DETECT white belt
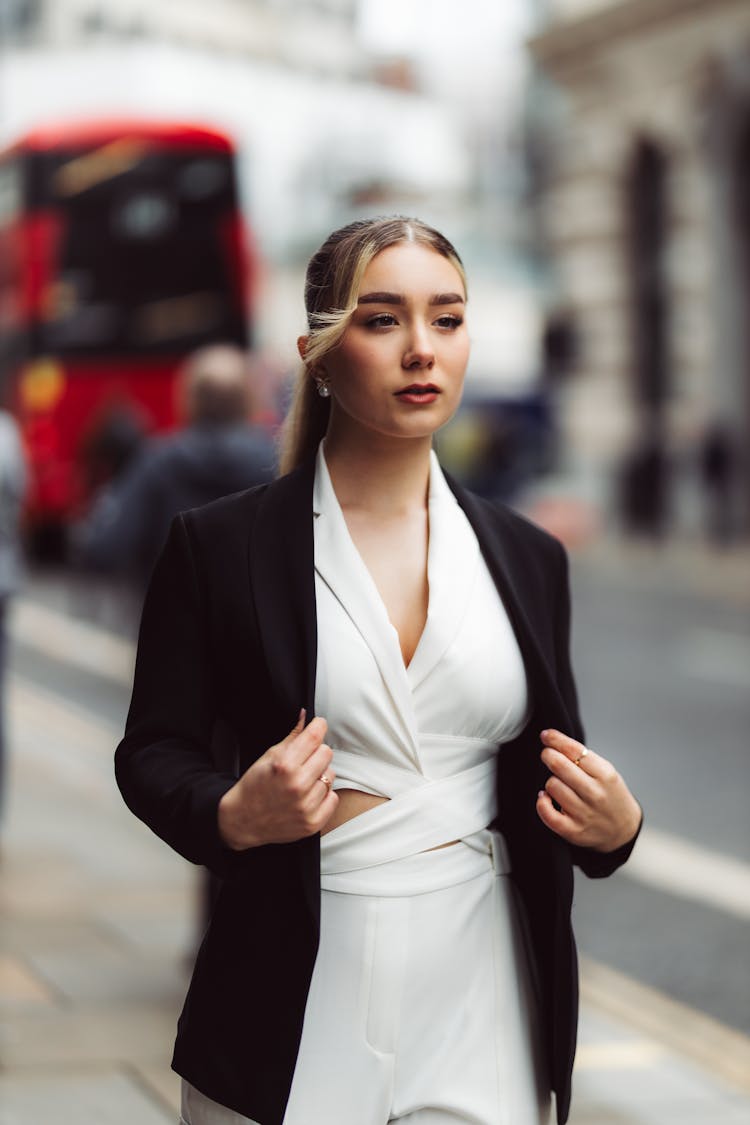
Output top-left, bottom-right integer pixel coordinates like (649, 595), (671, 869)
(320, 757), (507, 876)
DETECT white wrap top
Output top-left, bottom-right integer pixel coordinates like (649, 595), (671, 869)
(313, 444), (529, 886)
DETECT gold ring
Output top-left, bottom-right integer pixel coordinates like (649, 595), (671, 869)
(574, 748), (589, 766)
(319, 773), (332, 791)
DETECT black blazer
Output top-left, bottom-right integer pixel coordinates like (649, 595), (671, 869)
(115, 456), (637, 1125)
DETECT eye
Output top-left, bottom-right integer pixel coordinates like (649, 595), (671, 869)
(434, 314), (463, 330)
(365, 312), (398, 328)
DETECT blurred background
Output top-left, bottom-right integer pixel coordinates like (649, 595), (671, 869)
(0, 2), (748, 1122)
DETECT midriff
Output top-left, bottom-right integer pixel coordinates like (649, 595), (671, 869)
(321, 788), (389, 835)
(321, 788), (458, 849)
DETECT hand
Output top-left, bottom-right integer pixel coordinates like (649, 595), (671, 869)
(218, 711), (339, 850)
(536, 729), (642, 853)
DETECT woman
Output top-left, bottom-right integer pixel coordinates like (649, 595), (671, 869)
(116, 217), (642, 1125)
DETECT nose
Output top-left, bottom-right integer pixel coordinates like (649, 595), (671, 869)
(402, 322), (434, 370)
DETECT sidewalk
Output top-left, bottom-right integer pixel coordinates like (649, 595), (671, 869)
(519, 484), (750, 606)
(2, 615), (750, 1123)
(572, 533), (750, 607)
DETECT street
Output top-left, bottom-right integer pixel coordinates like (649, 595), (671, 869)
(1, 538), (749, 1123)
(569, 540), (750, 1036)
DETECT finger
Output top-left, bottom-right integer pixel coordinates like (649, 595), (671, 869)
(282, 715), (329, 767)
(309, 768), (337, 810)
(541, 745), (597, 801)
(541, 729), (601, 776)
(540, 728), (586, 760)
(536, 789), (579, 843)
(274, 708), (308, 752)
(297, 744), (335, 796)
(309, 787), (339, 833)
(544, 774), (587, 819)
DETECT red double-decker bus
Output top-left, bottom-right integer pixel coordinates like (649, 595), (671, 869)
(0, 117), (255, 544)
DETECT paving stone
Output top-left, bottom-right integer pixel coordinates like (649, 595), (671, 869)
(571, 1101), (750, 1125)
(1, 915), (120, 954)
(569, 1106), (644, 1125)
(23, 946), (186, 1005)
(0, 1068), (175, 1124)
(0, 954), (56, 1009)
(569, 1004), (750, 1121)
(571, 1052), (748, 1110)
(3, 1003), (178, 1068)
(132, 1061), (183, 1115)
(91, 880), (196, 957)
(99, 906), (196, 959)
(575, 1040), (668, 1072)
(577, 1007), (645, 1046)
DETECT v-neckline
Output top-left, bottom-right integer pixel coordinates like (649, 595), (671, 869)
(323, 452), (433, 673)
(313, 444), (482, 769)
(313, 443), (480, 686)
(386, 602), (427, 673)
(350, 511), (430, 674)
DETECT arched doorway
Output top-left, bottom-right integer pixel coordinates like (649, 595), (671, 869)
(620, 137), (670, 536)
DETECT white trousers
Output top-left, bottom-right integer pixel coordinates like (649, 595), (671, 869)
(181, 838), (550, 1125)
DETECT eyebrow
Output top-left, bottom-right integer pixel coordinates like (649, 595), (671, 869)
(357, 291), (465, 306)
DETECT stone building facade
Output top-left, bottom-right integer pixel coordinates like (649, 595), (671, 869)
(0, 0), (365, 78)
(530, 0), (750, 535)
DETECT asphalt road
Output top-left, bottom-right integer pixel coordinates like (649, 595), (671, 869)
(14, 548), (750, 1039)
(568, 551), (750, 1035)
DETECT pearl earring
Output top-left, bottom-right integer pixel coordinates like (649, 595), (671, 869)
(317, 381), (331, 398)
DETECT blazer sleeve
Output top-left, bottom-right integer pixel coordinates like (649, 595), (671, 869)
(553, 541), (643, 879)
(114, 513), (244, 879)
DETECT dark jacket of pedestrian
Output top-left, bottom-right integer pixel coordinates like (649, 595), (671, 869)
(74, 346), (276, 584)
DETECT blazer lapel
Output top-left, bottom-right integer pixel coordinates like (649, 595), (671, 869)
(248, 460), (323, 927)
(248, 460), (318, 724)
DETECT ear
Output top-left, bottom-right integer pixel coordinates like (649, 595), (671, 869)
(298, 336), (327, 387)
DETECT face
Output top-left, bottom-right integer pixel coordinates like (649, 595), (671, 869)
(304, 241), (469, 445)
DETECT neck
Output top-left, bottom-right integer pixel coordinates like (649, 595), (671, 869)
(322, 428), (432, 515)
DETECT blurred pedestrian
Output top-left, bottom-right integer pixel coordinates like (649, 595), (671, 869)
(115, 218), (642, 1125)
(79, 399), (148, 499)
(74, 344), (276, 587)
(75, 344), (275, 932)
(699, 420), (739, 546)
(618, 435), (669, 538)
(0, 410), (26, 823)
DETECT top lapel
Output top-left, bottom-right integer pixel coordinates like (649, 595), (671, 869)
(406, 454), (480, 693)
(248, 459), (318, 723)
(313, 447), (420, 763)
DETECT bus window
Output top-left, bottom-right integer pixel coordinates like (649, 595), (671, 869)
(38, 149), (246, 356)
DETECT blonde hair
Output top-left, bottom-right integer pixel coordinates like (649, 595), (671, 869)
(278, 216), (466, 475)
